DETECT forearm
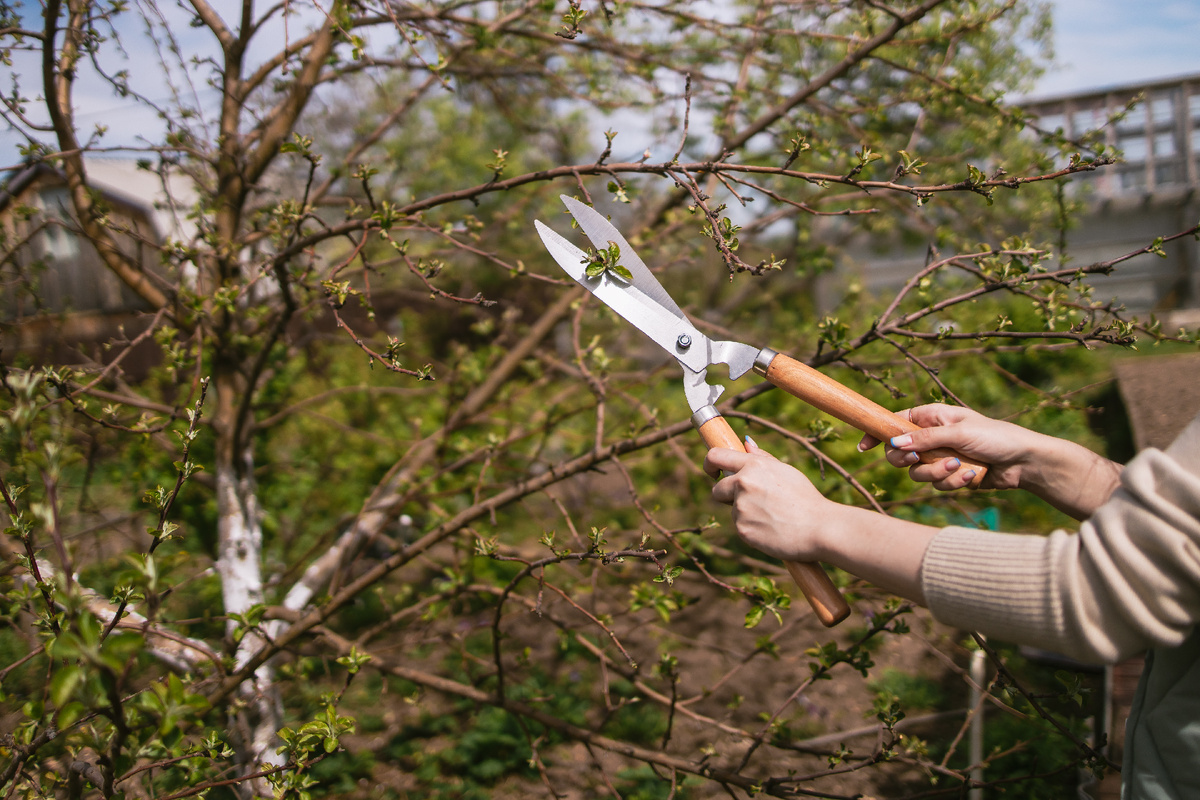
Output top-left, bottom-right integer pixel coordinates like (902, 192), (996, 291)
(1018, 434), (1122, 521)
(816, 506), (939, 606)
(922, 412), (1200, 663)
(874, 405), (1122, 515)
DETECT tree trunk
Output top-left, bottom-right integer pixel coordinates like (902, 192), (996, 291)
(212, 371), (284, 793)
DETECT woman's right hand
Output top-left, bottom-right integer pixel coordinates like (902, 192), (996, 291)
(858, 403), (1122, 520)
(858, 404), (1040, 492)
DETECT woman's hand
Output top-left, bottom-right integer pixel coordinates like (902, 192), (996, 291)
(705, 439), (835, 564)
(858, 404), (1039, 492)
(858, 404), (1122, 520)
(704, 438), (937, 604)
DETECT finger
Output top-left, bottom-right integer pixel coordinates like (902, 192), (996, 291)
(906, 403), (972, 430)
(860, 408), (915, 452)
(931, 465), (980, 492)
(711, 474), (738, 504)
(857, 433), (882, 452)
(886, 446), (921, 468)
(704, 447), (750, 479)
(887, 424), (972, 455)
(742, 436), (778, 460)
(908, 456), (963, 484)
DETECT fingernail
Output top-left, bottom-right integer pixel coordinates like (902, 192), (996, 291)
(904, 451), (920, 465)
(946, 458), (961, 470)
(856, 441), (868, 452)
(744, 435), (758, 449)
(962, 470), (977, 483)
(890, 434), (913, 448)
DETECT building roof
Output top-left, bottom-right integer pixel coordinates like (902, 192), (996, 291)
(1019, 70), (1200, 107)
(0, 158), (197, 244)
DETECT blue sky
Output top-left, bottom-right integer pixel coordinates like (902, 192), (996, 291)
(4, 1), (1200, 168)
(1031, 0), (1200, 97)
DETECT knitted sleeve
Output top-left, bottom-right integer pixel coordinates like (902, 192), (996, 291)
(919, 413), (1200, 664)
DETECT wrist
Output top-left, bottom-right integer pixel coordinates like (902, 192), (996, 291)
(815, 503), (938, 605)
(810, 500), (860, 564)
(1016, 434), (1121, 520)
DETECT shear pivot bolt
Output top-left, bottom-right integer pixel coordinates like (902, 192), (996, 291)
(676, 334), (692, 349)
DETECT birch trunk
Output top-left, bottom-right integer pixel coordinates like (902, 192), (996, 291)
(213, 377), (284, 792)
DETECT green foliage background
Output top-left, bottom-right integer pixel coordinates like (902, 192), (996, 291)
(4, 0), (1199, 797)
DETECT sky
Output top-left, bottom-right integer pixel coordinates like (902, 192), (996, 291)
(1029, 0), (1200, 98)
(3, 1), (1200, 168)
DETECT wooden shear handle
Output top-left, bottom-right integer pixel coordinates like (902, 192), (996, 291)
(696, 412), (851, 628)
(761, 352), (989, 488)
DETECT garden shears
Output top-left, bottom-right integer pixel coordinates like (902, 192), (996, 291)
(535, 196), (987, 627)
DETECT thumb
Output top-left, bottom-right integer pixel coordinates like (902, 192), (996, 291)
(888, 425), (966, 454)
(704, 446), (750, 479)
(743, 435), (777, 459)
(857, 409), (916, 452)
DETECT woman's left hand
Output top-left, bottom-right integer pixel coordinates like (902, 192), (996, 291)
(705, 439), (837, 564)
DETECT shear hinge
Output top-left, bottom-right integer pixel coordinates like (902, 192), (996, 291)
(690, 405), (722, 430)
(753, 347), (778, 377)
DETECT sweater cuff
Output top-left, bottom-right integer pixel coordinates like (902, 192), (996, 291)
(920, 526), (1066, 650)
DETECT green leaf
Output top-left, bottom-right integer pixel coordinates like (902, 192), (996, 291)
(56, 700), (85, 730)
(744, 605), (765, 628)
(654, 565), (684, 585)
(50, 664), (83, 707)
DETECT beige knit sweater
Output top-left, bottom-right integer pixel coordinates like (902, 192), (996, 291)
(919, 412), (1200, 665)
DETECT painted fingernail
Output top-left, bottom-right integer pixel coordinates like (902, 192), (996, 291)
(903, 451), (920, 465)
(962, 470), (977, 483)
(745, 435), (758, 449)
(946, 458), (961, 471)
(890, 434), (913, 448)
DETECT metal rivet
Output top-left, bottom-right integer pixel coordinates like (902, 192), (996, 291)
(676, 334), (692, 349)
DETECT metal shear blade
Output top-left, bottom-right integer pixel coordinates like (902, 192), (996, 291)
(535, 201), (760, 413)
(534, 220), (711, 376)
(558, 195), (686, 320)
